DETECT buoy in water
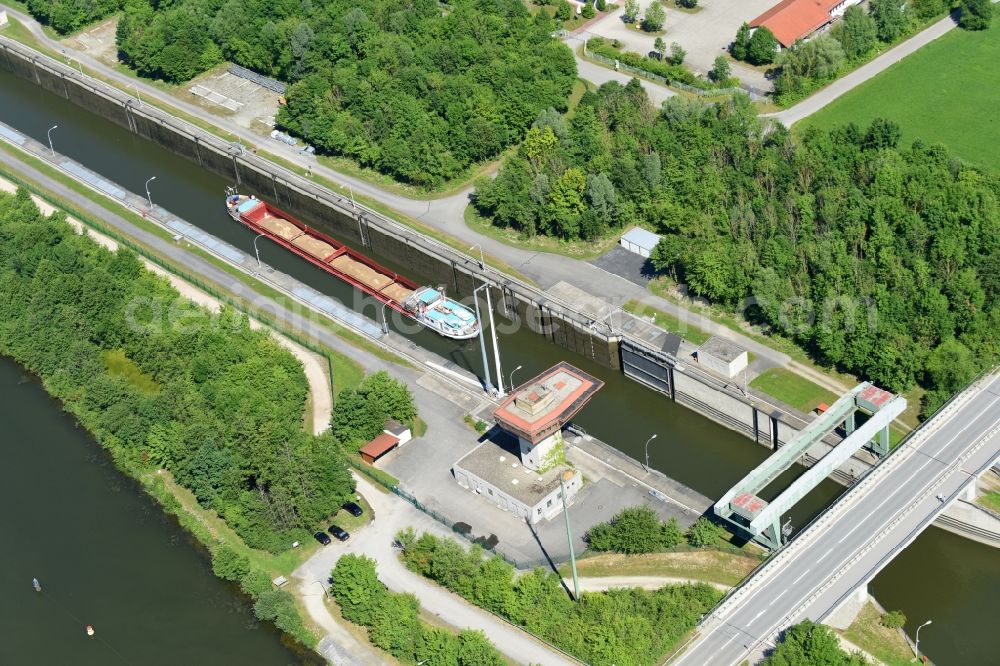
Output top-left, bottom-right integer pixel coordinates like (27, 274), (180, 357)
(86, 625), (95, 637)
(32, 578), (41, 592)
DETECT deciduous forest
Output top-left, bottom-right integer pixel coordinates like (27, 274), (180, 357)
(109, 0), (576, 186)
(0, 189), (355, 552)
(474, 84), (1000, 409)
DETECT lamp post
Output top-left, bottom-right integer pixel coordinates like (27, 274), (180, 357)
(560, 475), (580, 602)
(380, 300), (391, 334)
(312, 580), (329, 599)
(253, 233), (266, 271)
(508, 365), (523, 391)
(469, 243), (485, 270)
(913, 620), (932, 662)
(144, 176), (156, 208)
(47, 125), (58, 157)
(472, 283), (495, 396)
(644, 433), (658, 472)
(484, 281), (504, 397)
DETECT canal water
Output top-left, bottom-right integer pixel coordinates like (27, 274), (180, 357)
(0, 357), (315, 665)
(1, 66), (996, 663)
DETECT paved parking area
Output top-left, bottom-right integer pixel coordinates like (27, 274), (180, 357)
(589, 245), (655, 286)
(580, 0), (776, 90)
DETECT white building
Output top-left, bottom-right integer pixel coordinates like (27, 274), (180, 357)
(619, 228), (661, 259)
(696, 335), (749, 379)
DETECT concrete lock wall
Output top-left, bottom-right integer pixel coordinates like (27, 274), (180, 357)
(0, 40), (617, 368)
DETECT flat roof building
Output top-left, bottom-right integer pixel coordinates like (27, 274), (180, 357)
(619, 227), (661, 258)
(696, 335), (749, 380)
(452, 437), (582, 525)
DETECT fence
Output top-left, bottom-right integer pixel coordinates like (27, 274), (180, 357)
(583, 46), (762, 100)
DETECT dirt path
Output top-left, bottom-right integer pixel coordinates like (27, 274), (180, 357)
(569, 575), (731, 593)
(0, 178), (332, 435)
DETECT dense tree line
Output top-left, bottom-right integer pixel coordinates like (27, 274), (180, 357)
(475, 84), (1000, 410)
(398, 529), (721, 665)
(585, 506), (729, 553)
(25, 0), (123, 34)
(761, 621), (868, 665)
(331, 554), (505, 665)
(112, 0), (576, 187)
(0, 189), (355, 551)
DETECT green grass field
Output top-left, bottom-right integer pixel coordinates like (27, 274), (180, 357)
(750, 367), (837, 413)
(801, 15), (1000, 172)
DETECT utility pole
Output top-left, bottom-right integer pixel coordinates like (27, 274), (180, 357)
(560, 475), (580, 602)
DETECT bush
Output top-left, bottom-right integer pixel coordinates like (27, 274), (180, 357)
(582, 3), (596, 18)
(587, 38), (710, 88)
(710, 55), (731, 83)
(596, 0), (607, 10)
(761, 621), (867, 665)
(585, 506), (684, 553)
(960, 0), (993, 30)
(881, 610), (907, 629)
(685, 517), (726, 548)
(400, 531), (722, 665)
(211, 545), (250, 582)
(668, 42), (687, 65)
(556, 0), (573, 20)
(677, 0), (698, 7)
(330, 553), (505, 665)
(746, 26), (779, 65)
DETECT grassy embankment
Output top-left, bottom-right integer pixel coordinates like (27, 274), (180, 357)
(978, 491), (1000, 514)
(562, 549), (763, 588)
(840, 603), (918, 666)
(800, 13), (1000, 172)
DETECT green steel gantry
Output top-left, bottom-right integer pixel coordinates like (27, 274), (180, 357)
(714, 383), (906, 550)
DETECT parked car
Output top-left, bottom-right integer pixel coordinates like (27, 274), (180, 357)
(648, 50), (664, 61)
(328, 525), (350, 542)
(314, 531), (332, 546)
(342, 501), (364, 517)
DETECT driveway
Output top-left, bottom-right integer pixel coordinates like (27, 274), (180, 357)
(294, 473), (579, 666)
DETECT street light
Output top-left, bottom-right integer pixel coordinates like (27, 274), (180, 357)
(253, 233), (266, 271)
(913, 620), (932, 662)
(311, 580), (329, 599)
(644, 433), (658, 472)
(144, 176), (156, 208)
(47, 125), (58, 157)
(469, 243), (485, 270)
(380, 300), (391, 334)
(509, 365), (523, 391)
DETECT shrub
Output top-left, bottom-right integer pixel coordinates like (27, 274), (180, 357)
(582, 3), (596, 18)
(596, 0), (607, 10)
(881, 610), (907, 629)
(556, 0), (573, 20)
(960, 0), (993, 30)
(746, 26), (779, 65)
(585, 506), (685, 553)
(685, 517), (726, 547)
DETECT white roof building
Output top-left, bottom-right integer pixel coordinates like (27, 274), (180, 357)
(620, 228), (661, 258)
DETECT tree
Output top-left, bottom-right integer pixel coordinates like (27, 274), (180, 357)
(581, 2), (596, 18)
(910, 0), (945, 20)
(596, 0), (606, 10)
(669, 42), (687, 65)
(654, 36), (666, 57)
(678, 0), (698, 8)
(458, 630), (505, 666)
(710, 55), (732, 82)
(761, 621), (868, 665)
(923, 338), (979, 415)
(584, 506), (682, 553)
(643, 1), (666, 32)
(331, 554), (385, 626)
(731, 22), (752, 61)
(881, 610), (907, 629)
(556, 0), (573, 21)
(862, 117), (901, 150)
(211, 545), (250, 582)
(837, 6), (877, 59)
(623, 0), (640, 22)
(960, 0), (993, 30)
(869, 0), (908, 42)
(686, 517), (726, 547)
(746, 26), (779, 65)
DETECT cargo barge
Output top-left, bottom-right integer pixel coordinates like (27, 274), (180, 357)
(225, 189), (479, 340)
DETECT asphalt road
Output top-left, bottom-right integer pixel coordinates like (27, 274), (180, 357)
(675, 372), (1000, 666)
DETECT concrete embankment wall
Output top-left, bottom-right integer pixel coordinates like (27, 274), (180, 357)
(0, 39), (618, 371)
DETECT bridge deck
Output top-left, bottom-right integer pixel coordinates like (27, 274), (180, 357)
(674, 372), (1000, 666)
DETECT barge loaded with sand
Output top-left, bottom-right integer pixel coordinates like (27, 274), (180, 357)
(225, 189), (479, 340)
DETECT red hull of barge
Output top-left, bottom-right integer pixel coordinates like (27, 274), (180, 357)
(232, 198), (417, 313)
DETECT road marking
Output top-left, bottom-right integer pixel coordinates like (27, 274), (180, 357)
(792, 569), (810, 585)
(817, 549), (831, 562)
(748, 609), (767, 626)
(772, 588), (789, 603)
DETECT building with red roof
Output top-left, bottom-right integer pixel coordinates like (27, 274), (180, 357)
(750, 0), (861, 48)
